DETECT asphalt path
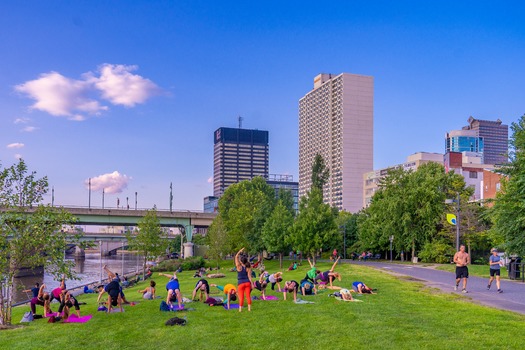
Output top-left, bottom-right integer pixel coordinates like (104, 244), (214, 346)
(347, 260), (525, 315)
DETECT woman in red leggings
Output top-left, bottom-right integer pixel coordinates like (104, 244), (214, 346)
(235, 247), (253, 312)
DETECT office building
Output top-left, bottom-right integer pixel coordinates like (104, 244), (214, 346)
(445, 129), (484, 157)
(299, 73), (373, 212)
(266, 174), (299, 212)
(363, 152), (443, 207)
(462, 117), (508, 164)
(203, 196), (219, 213)
(213, 127), (269, 197)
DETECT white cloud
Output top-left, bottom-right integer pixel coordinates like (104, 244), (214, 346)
(7, 143), (24, 149)
(22, 126), (38, 132)
(207, 177), (213, 184)
(86, 171), (131, 194)
(14, 117), (30, 124)
(15, 71), (107, 119)
(92, 64), (160, 107)
(15, 64), (159, 120)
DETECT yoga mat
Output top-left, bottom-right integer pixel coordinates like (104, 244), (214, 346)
(294, 299), (314, 304)
(63, 314), (93, 323)
(261, 295), (279, 301)
(110, 308), (125, 313)
(222, 303), (240, 310)
(335, 297), (363, 302)
(169, 304), (185, 311)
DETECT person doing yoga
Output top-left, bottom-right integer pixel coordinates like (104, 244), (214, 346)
(235, 247), (253, 312)
(315, 256), (342, 287)
(159, 272), (183, 309)
(192, 279), (210, 301)
(210, 283), (237, 309)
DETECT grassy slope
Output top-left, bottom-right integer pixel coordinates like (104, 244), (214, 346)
(2, 261), (525, 349)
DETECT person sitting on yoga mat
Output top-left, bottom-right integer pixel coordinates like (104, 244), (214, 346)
(210, 283), (237, 309)
(315, 257), (342, 287)
(159, 272), (183, 309)
(300, 279), (317, 296)
(283, 280), (299, 302)
(58, 290), (81, 318)
(352, 281), (375, 294)
(191, 279), (210, 301)
(252, 274), (268, 299)
(265, 271), (283, 291)
(105, 279), (123, 313)
(235, 247), (253, 312)
(138, 280), (156, 300)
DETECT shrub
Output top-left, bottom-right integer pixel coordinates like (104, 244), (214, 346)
(419, 241), (455, 264)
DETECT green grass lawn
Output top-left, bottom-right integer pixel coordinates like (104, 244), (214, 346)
(2, 261), (525, 349)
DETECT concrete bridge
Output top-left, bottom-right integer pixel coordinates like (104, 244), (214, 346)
(59, 207), (216, 257)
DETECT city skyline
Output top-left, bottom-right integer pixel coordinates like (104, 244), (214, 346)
(1, 2), (524, 210)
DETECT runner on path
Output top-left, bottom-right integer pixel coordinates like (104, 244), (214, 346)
(453, 245), (470, 293)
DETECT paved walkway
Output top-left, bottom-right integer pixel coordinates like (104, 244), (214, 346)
(347, 260), (525, 315)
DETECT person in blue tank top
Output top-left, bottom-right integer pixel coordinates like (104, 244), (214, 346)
(487, 248), (503, 293)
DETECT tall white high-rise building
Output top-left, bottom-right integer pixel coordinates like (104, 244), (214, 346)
(299, 73), (373, 212)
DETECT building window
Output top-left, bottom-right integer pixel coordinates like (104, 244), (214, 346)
(469, 171), (478, 179)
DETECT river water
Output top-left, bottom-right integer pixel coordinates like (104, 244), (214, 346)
(12, 252), (144, 303)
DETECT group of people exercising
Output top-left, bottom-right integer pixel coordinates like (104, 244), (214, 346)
(29, 250), (374, 317)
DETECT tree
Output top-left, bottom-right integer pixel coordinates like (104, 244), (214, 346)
(337, 211), (360, 258)
(126, 207), (167, 279)
(311, 153), (330, 193)
(0, 159), (78, 326)
(262, 200), (293, 268)
(289, 188), (338, 263)
(206, 214), (229, 268)
(218, 177), (276, 253)
(358, 162), (467, 260)
(491, 114), (525, 255)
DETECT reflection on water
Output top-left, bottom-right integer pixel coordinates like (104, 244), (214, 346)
(13, 252), (143, 303)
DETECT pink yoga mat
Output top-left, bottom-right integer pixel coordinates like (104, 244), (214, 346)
(261, 295), (279, 301)
(63, 314), (93, 323)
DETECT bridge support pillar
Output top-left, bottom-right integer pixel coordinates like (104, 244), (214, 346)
(73, 246), (85, 258)
(183, 242), (194, 258)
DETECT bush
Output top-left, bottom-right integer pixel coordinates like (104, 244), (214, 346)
(419, 241), (455, 264)
(152, 256), (207, 272)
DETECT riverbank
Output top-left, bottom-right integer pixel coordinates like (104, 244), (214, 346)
(4, 261), (525, 349)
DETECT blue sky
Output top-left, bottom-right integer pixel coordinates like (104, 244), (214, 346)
(1, 1), (524, 210)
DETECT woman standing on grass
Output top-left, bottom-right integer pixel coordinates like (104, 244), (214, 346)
(235, 247), (253, 312)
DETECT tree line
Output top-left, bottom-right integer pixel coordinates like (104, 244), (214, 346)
(208, 114), (525, 267)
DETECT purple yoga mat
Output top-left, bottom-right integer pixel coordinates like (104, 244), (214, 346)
(261, 295), (279, 301)
(63, 314), (93, 323)
(170, 305), (185, 311)
(222, 303), (240, 310)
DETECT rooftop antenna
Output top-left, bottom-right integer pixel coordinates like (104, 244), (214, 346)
(238, 115), (243, 129)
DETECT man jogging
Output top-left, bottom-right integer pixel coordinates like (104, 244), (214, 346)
(454, 245), (470, 293)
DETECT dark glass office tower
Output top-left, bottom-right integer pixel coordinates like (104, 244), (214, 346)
(463, 117), (508, 165)
(213, 127), (269, 197)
